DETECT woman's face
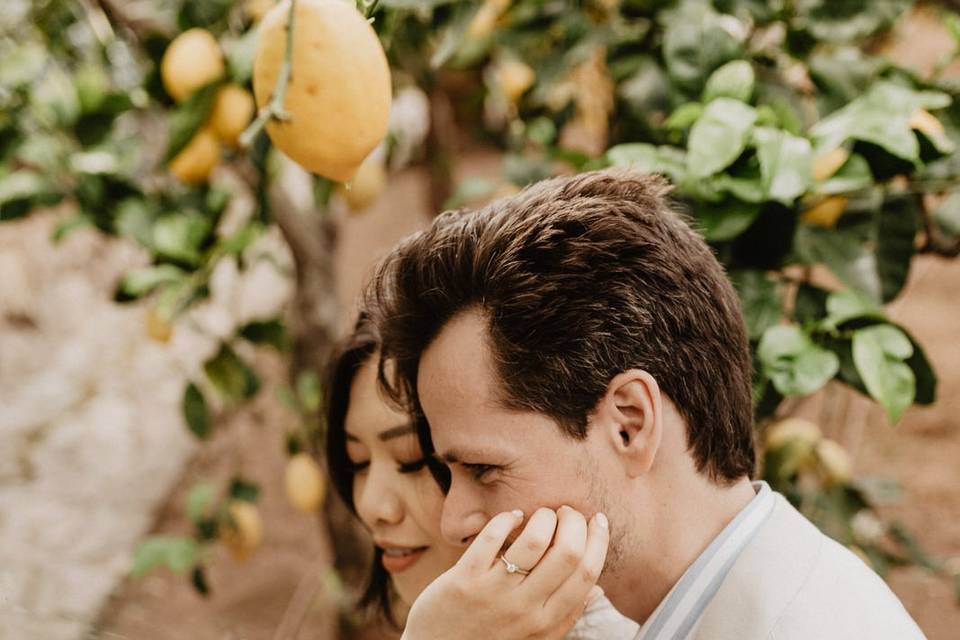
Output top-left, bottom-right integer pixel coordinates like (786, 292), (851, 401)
(345, 356), (463, 605)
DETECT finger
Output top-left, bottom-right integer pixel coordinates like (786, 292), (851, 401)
(457, 509), (524, 572)
(519, 506), (587, 596)
(542, 511), (609, 621)
(502, 507), (557, 575)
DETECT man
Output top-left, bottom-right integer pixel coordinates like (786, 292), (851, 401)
(366, 169), (923, 638)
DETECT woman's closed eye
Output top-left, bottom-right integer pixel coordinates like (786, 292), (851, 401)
(397, 458), (429, 474)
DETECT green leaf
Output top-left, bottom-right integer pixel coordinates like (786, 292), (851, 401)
(932, 190), (960, 238)
(223, 27), (259, 84)
(152, 212), (213, 266)
(296, 369), (322, 414)
(164, 82), (220, 163)
(131, 536), (199, 578)
(811, 82), (950, 163)
(204, 345), (261, 402)
(875, 195), (918, 303)
(794, 224), (881, 302)
(824, 289), (885, 328)
(711, 172), (766, 203)
(444, 178), (497, 209)
(752, 127), (813, 204)
(703, 60), (754, 103)
(687, 98), (757, 178)
(758, 325), (840, 397)
(697, 199), (761, 241)
(606, 143), (687, 181)
(665, 102), (704, 131)
(186, 482), (216, 524)
(905, 335), (936, 405)
(117, 264), (187, 299)
(239, 319), (289, 351)
(503, 154), (552, 187)
(730, 270), (782, 340)
(183, 382), (212, 439)
(796, 0), (912, 43)
(817, 154), (873, 195)
(0, 171), (60, 212)
(661, 5), (742, 95)
(51, 214), (93, 243)
(228, 477), (260, 503)
(852, 325), (915, 423)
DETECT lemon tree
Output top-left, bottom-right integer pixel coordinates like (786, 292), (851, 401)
(5, 0), (960, 609)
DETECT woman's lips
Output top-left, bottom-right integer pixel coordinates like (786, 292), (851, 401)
(380, 546), (428, 573)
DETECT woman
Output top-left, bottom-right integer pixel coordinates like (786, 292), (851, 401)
(324, 318), (639, 638)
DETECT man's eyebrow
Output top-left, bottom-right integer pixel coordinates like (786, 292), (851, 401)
(440, 446), (506, 464)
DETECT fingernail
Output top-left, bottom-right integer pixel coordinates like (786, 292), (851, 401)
(596, 512), (608, 529)
(511, 509), (524, 519)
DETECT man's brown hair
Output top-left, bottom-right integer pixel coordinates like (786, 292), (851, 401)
(366, 168), (755, 483)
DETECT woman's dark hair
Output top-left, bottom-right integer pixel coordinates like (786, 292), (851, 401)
(323, 315), (395, 625)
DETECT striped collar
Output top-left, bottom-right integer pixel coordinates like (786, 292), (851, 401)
(634, 481), (776, 640)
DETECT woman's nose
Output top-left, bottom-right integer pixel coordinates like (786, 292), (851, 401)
(355, 468), (404, 527)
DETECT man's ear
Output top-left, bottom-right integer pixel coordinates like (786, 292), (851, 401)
(593, 370), (663, 478)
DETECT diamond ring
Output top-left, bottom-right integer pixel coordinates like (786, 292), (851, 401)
(500, 555), (531, 576)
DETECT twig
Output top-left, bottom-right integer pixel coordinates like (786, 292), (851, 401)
(239, 0), (297, 149)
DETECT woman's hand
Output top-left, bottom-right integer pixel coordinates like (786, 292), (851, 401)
(401, 505), (610, 640)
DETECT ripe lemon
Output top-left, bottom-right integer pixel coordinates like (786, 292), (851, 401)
(221, 500), (263, 562)
(252, 0), (392, 182)
(812, 147), (849, 182)
(766, 417), (821, 450)
(339, 153), (387, 212)
(284, 452), (326, 513)
(494, 58), (535, 104)
(161, 29), (225, 102)
(816, 438), (852, 485)
(210, 84), (256, 147)
(802, 195), (848, 228)
(168, 127), (220, 183)
(145, 308), (173, 343)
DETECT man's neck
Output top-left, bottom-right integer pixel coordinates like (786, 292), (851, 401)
(601, 475), (757, 625)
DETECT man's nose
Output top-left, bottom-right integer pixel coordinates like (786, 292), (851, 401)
(440, 479), (488, 546)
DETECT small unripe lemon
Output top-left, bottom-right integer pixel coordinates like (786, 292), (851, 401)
(210, 84), (256, 147)
(765, 417), (822, 450)
(816, 438), (853, 485)
(168, 128), (220, 184)
(161, 29), (225, 102)
(145, 308), (173, 343)
(812, 147), (849, 182)
(802, 195), (848, 228)
(285, 453), (326, 513)
(221, 500), (263, 562)
(339, 154), (387, 212)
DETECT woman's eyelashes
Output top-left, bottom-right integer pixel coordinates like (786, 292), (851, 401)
(397, 458), (429, 474)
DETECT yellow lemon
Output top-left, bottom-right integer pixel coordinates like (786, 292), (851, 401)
(812, 147), (849, 182)
(816, 438), (853, 485)
(494, 58), (536, 104)
(802, 195), (848, 228)
(210, 84), (256, 147)
(766, 417), (822, 450)
(221, 501), (263, 562)
(467, 0), (511, 39)
(168, 127), (220, 184)
(284, 452), (326, 513)
(339, 153), (387, 212)
(908, 108), (945, 137)
(145, 308), (173, 343)
(161, 29), (225, 102)
(253, 0), (392, 182)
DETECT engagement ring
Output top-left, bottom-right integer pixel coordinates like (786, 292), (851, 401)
(500, 555), (531, 576)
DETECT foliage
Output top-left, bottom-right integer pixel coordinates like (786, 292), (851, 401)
(4, 0), (960, 603)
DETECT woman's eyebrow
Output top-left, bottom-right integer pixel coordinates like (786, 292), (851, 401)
(378, 423), (415, 441)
